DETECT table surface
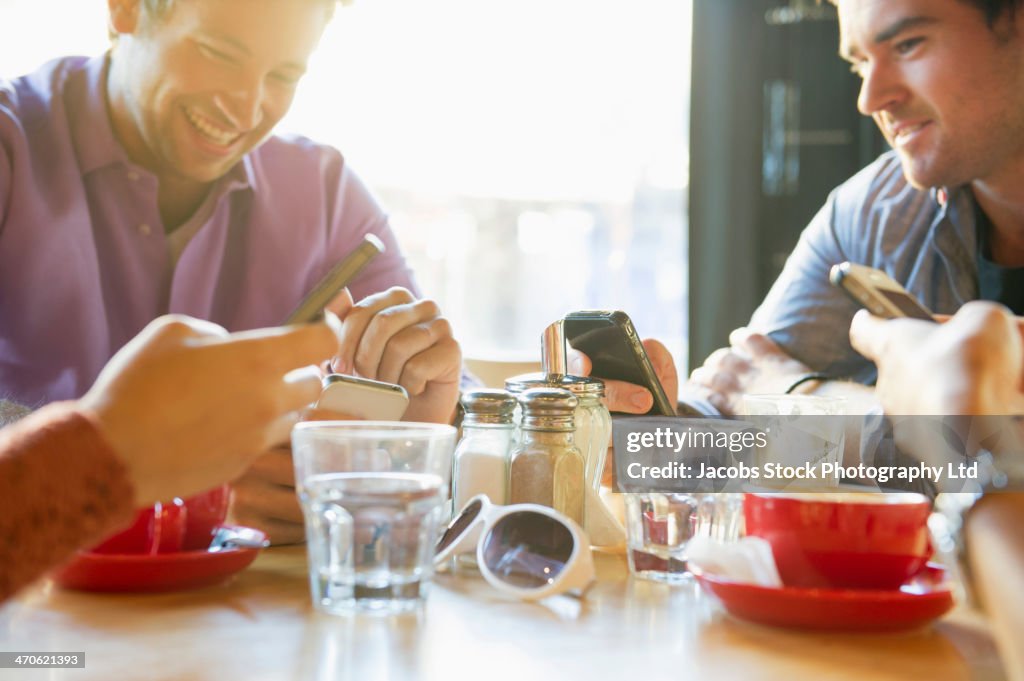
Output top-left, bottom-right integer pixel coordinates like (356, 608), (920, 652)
(0, 547), (1006, 681)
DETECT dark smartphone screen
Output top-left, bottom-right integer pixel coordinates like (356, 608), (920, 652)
(563, 311), (675, 416)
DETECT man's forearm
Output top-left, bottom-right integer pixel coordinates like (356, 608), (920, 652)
(0, 400), (32, 427)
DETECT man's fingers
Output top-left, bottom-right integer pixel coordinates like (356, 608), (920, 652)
(335, 287), (416, 374)
(566, 347), (593, 377)
(375, 317), (452, 385)
(357, 300), (444, 379)
(243, 448), (296, 487)
(691, 366), (741, 394)
(396, 337), (462, 396)
(201, 322), (342, 378)
(641, 338), (679, 380)
(602, 378), (654, 414)
(702, 346), (748, 372)
(730, 327), (783, 358)
(324, 288), (354, 320)
(689, 364), (712, 388)
(230, 461), (305, 546)
(123, 316), (228, 356)
(709, 392), (736, 415)
(849, 309), (889, 361)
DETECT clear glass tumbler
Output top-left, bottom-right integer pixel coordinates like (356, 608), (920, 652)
(292, 421), (456, 615)
(624, 492), (743, 584)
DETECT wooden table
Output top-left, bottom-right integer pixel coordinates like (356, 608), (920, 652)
(0, 548), (1005, 681)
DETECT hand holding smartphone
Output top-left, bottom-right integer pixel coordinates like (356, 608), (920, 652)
(563, 310), (676, 416)
(829, 262), (935, 321)
(282, 234), (409, 419)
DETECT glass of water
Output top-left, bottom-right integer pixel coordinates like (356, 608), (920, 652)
(292, 421), (456, 615)
(624, 493), (743, 584)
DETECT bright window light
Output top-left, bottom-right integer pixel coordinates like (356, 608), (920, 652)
(1, 0), (691, 367)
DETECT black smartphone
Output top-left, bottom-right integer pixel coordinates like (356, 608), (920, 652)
(282, 234), (384, 325)
(829, 262), (935, 321)
(563, 310), (676, 416)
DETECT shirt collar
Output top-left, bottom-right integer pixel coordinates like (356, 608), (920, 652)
(70, 53), (129, 175)
(71, 52), (256, 194)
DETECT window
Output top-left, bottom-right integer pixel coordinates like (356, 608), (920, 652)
(1, 0), (691, 367)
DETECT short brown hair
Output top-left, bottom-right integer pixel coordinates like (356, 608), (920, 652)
(824, 0), (1021, 27)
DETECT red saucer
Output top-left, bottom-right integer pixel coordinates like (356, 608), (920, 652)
(694, 563), (955, 631)
(53, 527), (266, 593)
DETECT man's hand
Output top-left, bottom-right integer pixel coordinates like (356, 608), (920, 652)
(229, 446), (305, 544)
(229, 406), (352, 545)
(849, 302), (1024, 415)
(231, 287), (461, 545)
(332, 287), (461, 424)
(687, 327), (812, 415)
(567, 338), (679, 414)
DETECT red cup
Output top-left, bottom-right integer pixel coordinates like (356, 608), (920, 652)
(743, 493), (933, 590)
(180, 484), (232, 551)
(90, 498), (187, 555)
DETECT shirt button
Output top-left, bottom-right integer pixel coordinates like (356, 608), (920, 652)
(138, 223), (152, 236)
(127, 170), (140, 181)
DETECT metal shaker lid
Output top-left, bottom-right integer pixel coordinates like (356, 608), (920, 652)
(505, 372), (605, 397)
(518, 387), (578, 414)
(460, 388), (517, 419)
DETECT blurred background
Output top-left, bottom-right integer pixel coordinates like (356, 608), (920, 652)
(0, 0), (884, 372)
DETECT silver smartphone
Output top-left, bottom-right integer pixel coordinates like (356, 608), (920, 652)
(282, 234), (384, 325)
(316, 373), (409, 420)
(829, 262), (935, 321)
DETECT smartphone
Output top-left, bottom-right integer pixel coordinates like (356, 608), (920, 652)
(829, 262), (935, 321)
(316, 374), (410, 420)
(282, 234), (385, 325)
(563, 310), (676, 416)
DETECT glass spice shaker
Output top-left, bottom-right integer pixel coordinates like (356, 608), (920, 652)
(452, 388), (517, 512)
(451, 388), (517, 571)
(508, 387), (585, 525)
(505, 373), (612, 491)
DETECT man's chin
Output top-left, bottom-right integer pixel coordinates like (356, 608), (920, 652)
(898, 156), (952, 192)
(175, 158), (242, 185)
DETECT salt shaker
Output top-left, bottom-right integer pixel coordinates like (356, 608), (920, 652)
(452, 389), (517, 512)
(508, 388), (585, 525)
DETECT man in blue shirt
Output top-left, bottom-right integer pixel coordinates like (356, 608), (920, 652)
(580, 0), (1024, 418)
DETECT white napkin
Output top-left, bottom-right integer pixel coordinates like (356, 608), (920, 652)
(687, 536), (783, 588)
(584, 487), (626, 548)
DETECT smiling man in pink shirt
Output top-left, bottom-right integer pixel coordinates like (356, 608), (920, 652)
(0, 0), (462, 542)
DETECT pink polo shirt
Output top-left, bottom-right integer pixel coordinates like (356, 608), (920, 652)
(0, 55), (419, 405)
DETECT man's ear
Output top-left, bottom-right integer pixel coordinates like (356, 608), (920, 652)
(108, 0), (142, 35)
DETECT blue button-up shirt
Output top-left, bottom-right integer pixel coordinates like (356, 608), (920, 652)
(749, 150), (979, 384)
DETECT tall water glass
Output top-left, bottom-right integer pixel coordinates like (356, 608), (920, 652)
(292, 421), (456, 615)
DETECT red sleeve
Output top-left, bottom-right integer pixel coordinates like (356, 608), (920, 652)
(0, 403), (136, 601)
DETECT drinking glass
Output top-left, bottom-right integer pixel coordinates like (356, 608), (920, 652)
(292, 421), (456, 615)
(624, 492), (743, 584)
